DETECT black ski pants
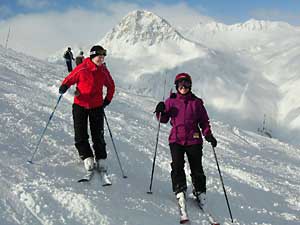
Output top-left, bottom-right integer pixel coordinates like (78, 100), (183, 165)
(66, 60), (73, 72)
(169, 143), (206, 194)
(72, 104), (107, 161)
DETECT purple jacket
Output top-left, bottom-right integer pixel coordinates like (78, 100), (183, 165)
(157, 92), (212, 146)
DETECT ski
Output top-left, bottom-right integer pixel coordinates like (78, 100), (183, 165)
(195, 197), (220, 225)
(77, 170), (94, 182)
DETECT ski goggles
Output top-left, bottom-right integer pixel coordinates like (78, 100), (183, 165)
(176, 79), (191, 89)
(90, 49), (107, 56)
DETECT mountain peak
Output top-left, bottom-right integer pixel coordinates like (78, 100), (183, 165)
(231, 18), (294, 31)
(192, 18), (295, 33)
(101, 10), (183, 46)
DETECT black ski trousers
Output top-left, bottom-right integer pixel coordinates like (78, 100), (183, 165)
(66, 60), (73, 72)
(72, 104), (107, 161)
(169, 143), (206, 194)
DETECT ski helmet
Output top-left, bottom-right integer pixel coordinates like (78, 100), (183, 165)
(174, 73), (192, 84)
(174, 73), (192, 89)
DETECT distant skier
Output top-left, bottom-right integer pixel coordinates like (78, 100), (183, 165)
(59, 45), (115, 173)
(63, 47), (75, 72)
(75, 51), (85, 66)
(155, 73), (217, 209)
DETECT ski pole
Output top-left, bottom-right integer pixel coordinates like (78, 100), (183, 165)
(147, 112), (162, 194)
(147, 78), (167, 194)
(28, 94), (63, 164)
(103, 111), (127, 178)
(212, 146), (234, 223)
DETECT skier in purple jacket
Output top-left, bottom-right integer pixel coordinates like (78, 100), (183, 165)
(155, 73), (217, 208)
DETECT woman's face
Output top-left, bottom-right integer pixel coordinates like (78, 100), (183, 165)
(178, 86), (190, 95)
(177, 79), (191, 95)
(92, 55), (105, 66)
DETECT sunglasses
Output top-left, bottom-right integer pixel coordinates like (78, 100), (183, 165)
(177, 79), (191, 89)
(90, 49), (107, 56)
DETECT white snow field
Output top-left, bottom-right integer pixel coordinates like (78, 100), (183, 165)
(0, 42), (300, 225)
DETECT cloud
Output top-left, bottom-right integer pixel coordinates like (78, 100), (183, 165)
(0, 1), (213, 59)
(17, 0), (50, 9)
(250, 8), (300, 25)
(0, 8), (117, 58)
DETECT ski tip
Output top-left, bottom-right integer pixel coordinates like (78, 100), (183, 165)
(180, 219), (190, 224)
(78, 179), (89, 183)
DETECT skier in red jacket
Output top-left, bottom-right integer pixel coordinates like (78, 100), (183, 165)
(59, 45), (115, 172)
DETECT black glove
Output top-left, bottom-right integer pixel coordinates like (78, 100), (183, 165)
(205, 134), (217, 147)
(59, 84), (68, 94)
(74, 87), (80, 96)
(103, 97), (111, 108)
(155, 101), (165, 113)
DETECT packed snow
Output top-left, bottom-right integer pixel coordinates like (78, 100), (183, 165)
(1, 9), (300, 225)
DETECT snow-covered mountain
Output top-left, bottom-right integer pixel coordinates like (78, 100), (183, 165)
(186, 19), (298, 50)
(94, 10), (211, 82)
(49, 10), (210, 82)
(195, 19), (294, 33)
(102, 10), (185, 46)
(185, 18), (300, 144)
(1, 44), (300, 225)
(47, 10), (300, 146)
(99, 10), (208, 61)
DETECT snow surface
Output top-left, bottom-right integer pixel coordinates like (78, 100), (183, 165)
(1, 42), (300, 225)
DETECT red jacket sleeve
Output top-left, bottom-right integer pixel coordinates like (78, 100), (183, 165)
(61, 66), (83, 87)
(104, 67), (115, 102)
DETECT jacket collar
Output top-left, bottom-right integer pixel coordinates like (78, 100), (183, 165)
(84, 57), (99, 72)
(176, 92), (192, 100)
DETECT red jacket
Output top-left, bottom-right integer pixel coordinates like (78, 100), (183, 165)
(61, 58), (115, 109)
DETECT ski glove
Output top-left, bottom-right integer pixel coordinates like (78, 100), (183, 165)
(103, 97), (111, 108)
(205, 134), (217, 148)
(59, 84), (68, 94)
(155, 101), (165, 113)
(74, 87), (80, 97)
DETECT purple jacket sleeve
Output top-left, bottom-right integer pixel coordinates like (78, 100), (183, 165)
(156, 98), (170, 123)
(198, 100), (212, 137)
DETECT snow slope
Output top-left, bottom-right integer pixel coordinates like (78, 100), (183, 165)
(1, 45), (300, 225)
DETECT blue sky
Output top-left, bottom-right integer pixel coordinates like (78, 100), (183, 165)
(1, 0), (300, 25)
(0, 0), (299, 59)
